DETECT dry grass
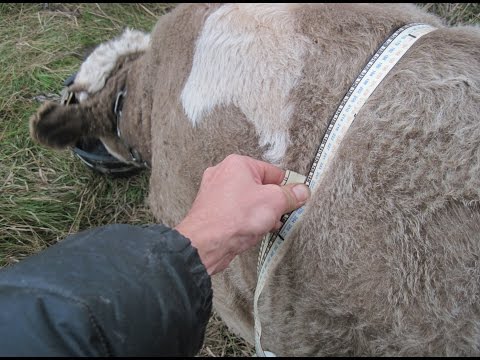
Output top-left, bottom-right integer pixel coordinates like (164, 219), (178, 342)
(420, 3), (480, 25)
(0, 3), (478, 357)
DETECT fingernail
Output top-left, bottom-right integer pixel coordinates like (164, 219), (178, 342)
(292, 184), (310, 203)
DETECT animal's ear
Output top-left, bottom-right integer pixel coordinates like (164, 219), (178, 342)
(29, 101), (88, 149)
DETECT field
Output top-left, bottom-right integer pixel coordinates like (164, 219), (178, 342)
(0, 3), (478, 357)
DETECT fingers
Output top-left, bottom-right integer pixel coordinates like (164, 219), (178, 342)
(274, 220), (283, 231)
(233, 155), (285, 185)
(263, 182), (311, 219)
(281, 183), (311, 213)
(218, 154), (285, 185)
(280, 184), (298, 213)
(252, 159), (286, 185)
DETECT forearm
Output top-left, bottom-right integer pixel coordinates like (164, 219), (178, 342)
(0, 224), (212, 357)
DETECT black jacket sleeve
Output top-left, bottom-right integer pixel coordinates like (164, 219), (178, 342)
(0, 224), (212, 357)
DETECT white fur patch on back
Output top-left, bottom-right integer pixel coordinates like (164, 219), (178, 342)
(181, 3), (310, 163)
(74, 28), (150, 102)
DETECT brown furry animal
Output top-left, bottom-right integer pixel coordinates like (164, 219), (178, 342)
(30, 3), (480, 356)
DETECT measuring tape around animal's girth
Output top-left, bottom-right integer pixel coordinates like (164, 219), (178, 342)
(254, 23), (437, 357)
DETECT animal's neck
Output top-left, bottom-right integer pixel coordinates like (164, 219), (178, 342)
(116, 55), (153, 166)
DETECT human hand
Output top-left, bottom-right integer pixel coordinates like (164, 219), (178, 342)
(174, 154), (310, 275)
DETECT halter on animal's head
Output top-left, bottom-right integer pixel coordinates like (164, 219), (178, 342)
(61, 73), (149, 177)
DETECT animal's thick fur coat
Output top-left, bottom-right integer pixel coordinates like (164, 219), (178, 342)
(30, 3), (480, 356)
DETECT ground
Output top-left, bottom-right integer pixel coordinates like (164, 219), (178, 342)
(0, 3), (478, 357)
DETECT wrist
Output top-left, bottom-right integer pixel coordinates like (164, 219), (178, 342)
(175, 216), (235, 275)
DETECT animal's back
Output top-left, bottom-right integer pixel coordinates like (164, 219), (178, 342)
(210, 3), (480, 356)
(258, 8), (479, 358)
(139, 3), (480, 356)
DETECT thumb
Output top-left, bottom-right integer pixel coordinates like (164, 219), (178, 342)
(280, 183), (311, 214)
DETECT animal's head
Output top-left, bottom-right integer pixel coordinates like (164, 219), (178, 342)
(29, 28), (150, 165)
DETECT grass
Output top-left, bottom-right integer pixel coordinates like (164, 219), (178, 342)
(0, 3), (171, 266)
(0, 3), (478, 357)
(420, 3), (480, 25)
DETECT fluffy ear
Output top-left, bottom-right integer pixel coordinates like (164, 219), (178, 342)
(29, 101), (88, 149)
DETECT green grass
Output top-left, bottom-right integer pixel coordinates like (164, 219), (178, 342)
(419, 3), (480, 25)
(0, 4), (170, 266)
(0, 3), (478, 357)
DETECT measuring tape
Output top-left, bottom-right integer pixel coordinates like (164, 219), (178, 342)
(254, 23), (437, 356)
